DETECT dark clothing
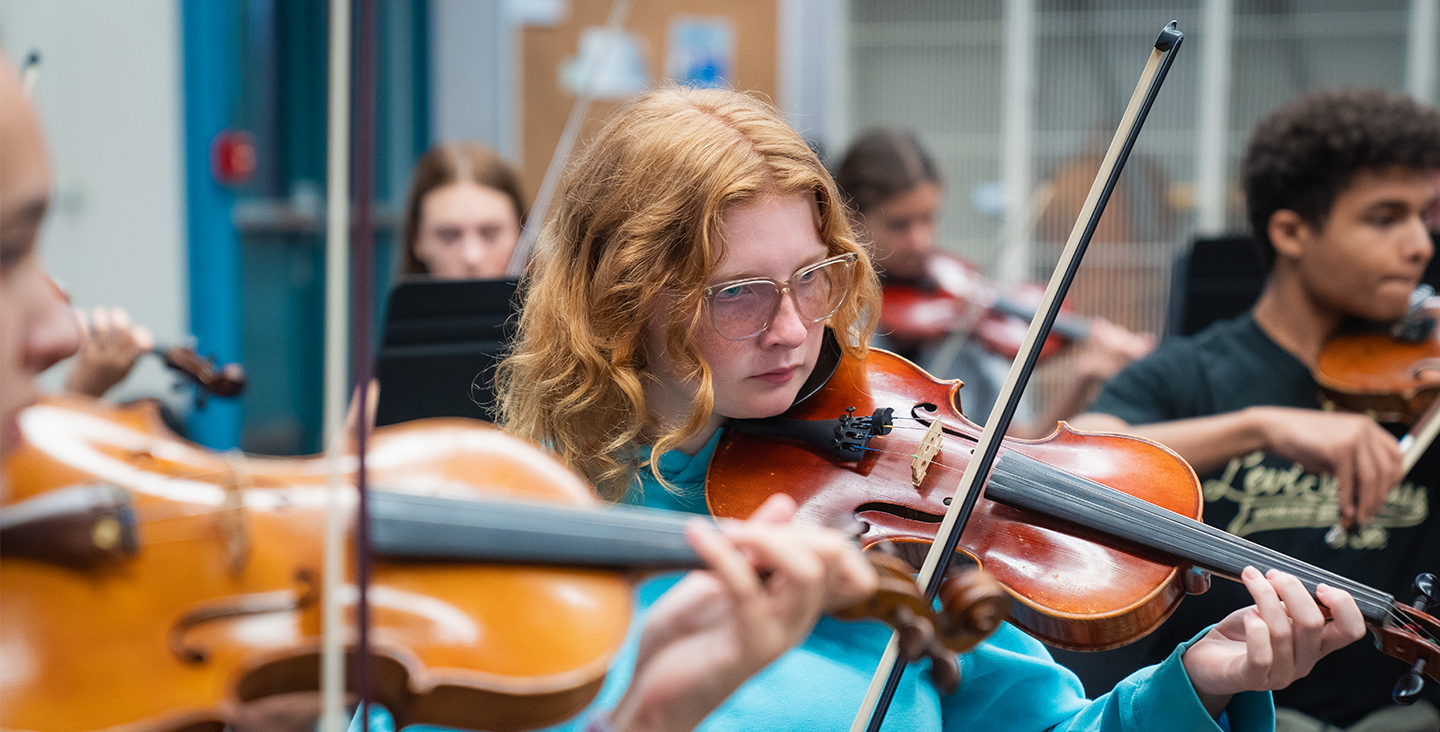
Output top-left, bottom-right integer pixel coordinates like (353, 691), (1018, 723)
(1086, 312), (1440, 727)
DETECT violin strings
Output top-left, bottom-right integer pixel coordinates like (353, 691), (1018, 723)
(99, 434), (1440, 647)
(860, 432), (1439, 639)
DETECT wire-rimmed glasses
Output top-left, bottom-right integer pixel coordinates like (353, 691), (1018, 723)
(703, 252), (858, 340)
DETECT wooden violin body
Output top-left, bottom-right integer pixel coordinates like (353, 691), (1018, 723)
(708, 349), (1200, 650)
(1, 396), (631, 732)
(2, 396), (1008, 731)
(707, 349), (1440, 682)
(1314, 303), (1440, 425)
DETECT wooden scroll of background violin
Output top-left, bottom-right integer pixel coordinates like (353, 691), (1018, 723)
(709, 347), (1440, 706)
(830, 23), (1187, 732)
(156, 344), (247, 399)
(879, 250), (1090, 363)
(1314, 285), (1440, 474)
(0, 396), (1009, 732)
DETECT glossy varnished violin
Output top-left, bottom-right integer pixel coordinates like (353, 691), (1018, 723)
(707, 347), (1440, 698)
(1315, 286), (1440, 424)
(0, 396), (1006, 732)
(880, 251), (1090, 361)
(1314, 285), (1440, 472)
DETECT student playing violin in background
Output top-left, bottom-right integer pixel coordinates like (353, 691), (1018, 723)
(0, 49), (886, 732)
(496, 84), (1368, 732)
(834, 129), (1155, 439)
(1072, 88), (1440, 731)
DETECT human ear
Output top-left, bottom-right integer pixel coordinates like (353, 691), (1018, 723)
(1267, 209), (1313, 261)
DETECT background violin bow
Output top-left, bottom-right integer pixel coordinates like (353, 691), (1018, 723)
(851, 21), (1185, 732)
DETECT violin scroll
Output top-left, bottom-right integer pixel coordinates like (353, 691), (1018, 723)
(158, 345), (247, 398)
(834, 551), (1009, 694)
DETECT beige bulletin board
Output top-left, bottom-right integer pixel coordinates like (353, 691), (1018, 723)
(521, 0), (778, 202)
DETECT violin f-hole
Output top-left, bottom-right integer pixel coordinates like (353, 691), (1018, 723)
(169, 570), (318, 664)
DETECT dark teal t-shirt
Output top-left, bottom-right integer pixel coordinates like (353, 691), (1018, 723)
(1088, 312), (1440, 725)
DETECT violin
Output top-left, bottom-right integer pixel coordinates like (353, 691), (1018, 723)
(707, 348), (1440, 695)
(879, 252), (1089, 361)
(0, 396), (1005, 732)
(1314, 286), (1440, 425)
(1314, 286), (1440, 472)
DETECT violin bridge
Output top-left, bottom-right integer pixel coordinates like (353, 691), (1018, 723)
(220, 451), (253, 575)
(912, 418), (944, 487)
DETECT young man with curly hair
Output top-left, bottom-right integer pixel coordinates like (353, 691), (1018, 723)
(1073, 89), (1440, 731)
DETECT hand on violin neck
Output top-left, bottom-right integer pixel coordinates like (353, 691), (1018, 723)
(1072, 318), (1155, 383)
(1181, 567), (1366, 719)
(63, 306), (154, 398)
(717, 493), (881, 613)
(607, 493), (878, 732)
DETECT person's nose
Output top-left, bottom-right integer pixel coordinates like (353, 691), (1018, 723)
(460, 235), (487, 265)
(760, 288), (811, 348)
(911, 217), (939, 252)
(1401, 213), (1434, 267)
(27, 274), (81, 374)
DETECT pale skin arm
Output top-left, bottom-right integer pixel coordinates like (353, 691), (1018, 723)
(1068, 408), (1403, 527)
(1182, 567), (1366, 718)
(605, 494), (877, 732)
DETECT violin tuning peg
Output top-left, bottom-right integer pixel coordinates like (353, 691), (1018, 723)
(927, 646), (961, 696)
(894, 610), (927, 661)
(1411, 573), (1437, 611)
(889, 603), (963, 696)
(1392, 659), (1427, 706)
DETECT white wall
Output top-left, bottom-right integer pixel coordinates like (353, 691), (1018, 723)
(0, 0), (187, 402)
(430, 0), (515, 160)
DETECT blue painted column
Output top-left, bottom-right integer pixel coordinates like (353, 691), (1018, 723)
(182, 0), (243, 449)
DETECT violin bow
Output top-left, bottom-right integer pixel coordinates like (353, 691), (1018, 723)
(317, 0), (380, 728)
(350, 0), (381, 728)
(850, 22), (1184, 732)
(317, 0), (353, 725)
(1401, 397), (1440, 474)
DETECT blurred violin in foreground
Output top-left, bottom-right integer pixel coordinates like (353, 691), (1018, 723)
(0, 396), (1005, 732)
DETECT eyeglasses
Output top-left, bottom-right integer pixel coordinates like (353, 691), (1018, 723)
(703, 252), (858, 340)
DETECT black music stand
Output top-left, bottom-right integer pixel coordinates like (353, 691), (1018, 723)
(1168, 233), (1440, 337)
(374, 278), (520, 426)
